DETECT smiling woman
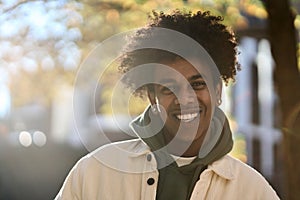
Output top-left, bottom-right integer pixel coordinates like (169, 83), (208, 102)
(147, 58), (221, 157)
(55, 10), (280, 200)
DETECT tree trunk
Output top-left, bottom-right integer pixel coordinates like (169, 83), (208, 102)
(264, 0), (300, 199)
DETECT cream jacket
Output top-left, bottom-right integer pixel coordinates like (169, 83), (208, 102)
(55, 139), (280, 200)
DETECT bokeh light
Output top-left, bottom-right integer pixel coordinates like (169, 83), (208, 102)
(18, 131), (32, 147)
(33, 131), (47, 147)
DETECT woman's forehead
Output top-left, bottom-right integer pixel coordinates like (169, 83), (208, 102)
(153, 58), (214, 82)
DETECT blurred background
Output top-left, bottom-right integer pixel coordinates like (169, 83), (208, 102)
(0, 0), (300, 199)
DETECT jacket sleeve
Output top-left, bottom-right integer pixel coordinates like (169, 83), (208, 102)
(240, 163), (281, 199)
(258, 177), (280, 200)
(54, 160), (83, 200)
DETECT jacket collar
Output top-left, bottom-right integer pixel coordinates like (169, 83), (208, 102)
(118, 139), (236, 180)
(115, 138), (236, 179)
(126, 139), (152, 157)
(129, 105), (235, 179)
(207, 155), (235, 180)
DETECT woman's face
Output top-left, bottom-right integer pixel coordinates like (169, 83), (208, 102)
(149, 58), (222, 149)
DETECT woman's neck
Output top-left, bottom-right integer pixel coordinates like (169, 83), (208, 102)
(163, 131), (206, 157)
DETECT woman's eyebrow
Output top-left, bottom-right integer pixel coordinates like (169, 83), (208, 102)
(188, 74), (204, 81)
(157, 78), (176, 84)
(157, 74), (205, 84)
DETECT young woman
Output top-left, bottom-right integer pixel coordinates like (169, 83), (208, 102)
(55, 10), (280, 200)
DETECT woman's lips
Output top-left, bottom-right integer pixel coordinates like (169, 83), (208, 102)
(175, 112), (199, 122)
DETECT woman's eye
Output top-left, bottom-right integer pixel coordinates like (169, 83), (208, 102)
(191, 81), (206, 90)
(160, 85), (176, 95)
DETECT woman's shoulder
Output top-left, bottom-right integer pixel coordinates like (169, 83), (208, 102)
(214, 155), (280, 199)
(209, 154), (274, 186)
(73, 138), (152, 173)
(91, 138), (148, 156)
(220, 155), (268, 180)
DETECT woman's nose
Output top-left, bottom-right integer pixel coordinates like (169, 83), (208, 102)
(174, 86), (196, 105)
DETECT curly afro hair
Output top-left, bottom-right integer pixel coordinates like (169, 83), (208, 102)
(118, 10), (240, 96)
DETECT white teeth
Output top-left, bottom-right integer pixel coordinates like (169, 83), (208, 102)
(176, 113), (198, 122)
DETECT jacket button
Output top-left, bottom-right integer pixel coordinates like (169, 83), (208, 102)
(146, 154), (152, 161)
(147, 178), (155, 185)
